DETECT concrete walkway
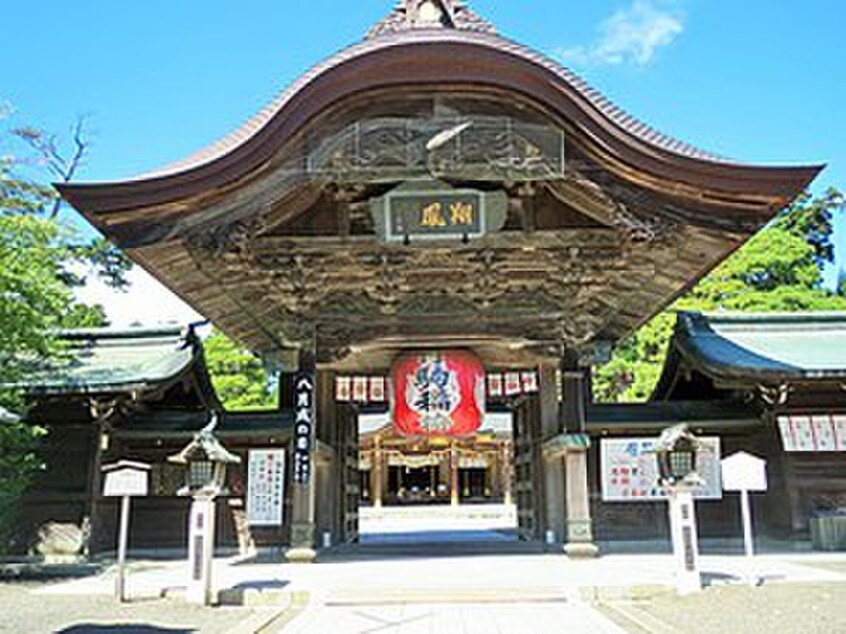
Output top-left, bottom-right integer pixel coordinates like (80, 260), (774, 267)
(283, 599), (625, 633)
(26, 506), (846, 633)
(31, 547), (846, 633)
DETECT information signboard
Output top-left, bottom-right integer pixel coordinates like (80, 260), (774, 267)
(721, 452), (767, 492)
(103, 462), (150, 498)
(601, 437), (722, 502)
(247, 449), (286, 526)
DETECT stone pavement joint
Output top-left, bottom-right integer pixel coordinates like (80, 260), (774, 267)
(597, 600), (683, 634)
(325, 586), (570, 606)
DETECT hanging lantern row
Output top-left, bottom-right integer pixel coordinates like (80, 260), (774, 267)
(335, 376), (388, 403)
(487, 371), (539, 400)
(334, 370), (539, 405)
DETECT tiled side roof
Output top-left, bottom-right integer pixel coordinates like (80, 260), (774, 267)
(366, 1), (497, 39)
(664, 311), (846, 387)
(17, 326), (201, 395)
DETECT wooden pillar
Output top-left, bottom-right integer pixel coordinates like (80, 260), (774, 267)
(561, 351), (599, 558)
(430, 465), (437, 498)
(502, 441), (513, 506)
(489, 449), (500, 501)
(286, 350), (318, 564)
(372, 437), (383, 509)
(87, 400), (112, 555)
(450, 442), (460, 507)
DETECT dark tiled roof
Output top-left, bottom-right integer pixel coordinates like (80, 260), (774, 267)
(16, 326), (200, 395)
(654, 311), (846, 396)
(141, 10), (723, 180)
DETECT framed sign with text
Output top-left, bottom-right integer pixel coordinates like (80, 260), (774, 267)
(247, 450), (286, 526)
(385, 189), (485, 241)
(601, 437), (722, 502)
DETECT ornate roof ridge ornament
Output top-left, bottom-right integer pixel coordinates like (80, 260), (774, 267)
(367, 0), (496, 39)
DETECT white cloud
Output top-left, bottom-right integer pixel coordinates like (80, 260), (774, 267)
(76, 267), (204, 328)
(559, 1), (684, 68)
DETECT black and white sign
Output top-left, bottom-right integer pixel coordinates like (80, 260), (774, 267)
(102, 461), (150, 498)
(247, 450), (286, 526)
(294, 373), (315, 484)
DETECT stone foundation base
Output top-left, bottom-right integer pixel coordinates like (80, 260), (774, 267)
(564, 541), (600, 559)
(284, 547), (317, 564)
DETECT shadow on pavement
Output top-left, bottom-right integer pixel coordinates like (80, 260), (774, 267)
(230, 579), (289, 591)
(57, 626), (194, 634)
(318, 536), (549, 563)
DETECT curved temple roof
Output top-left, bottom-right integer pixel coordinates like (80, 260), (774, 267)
(655, 311), (846, 397)
(53, 2), (825, 360)
(58, 2), (822, 217)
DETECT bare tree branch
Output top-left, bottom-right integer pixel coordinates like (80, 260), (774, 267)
(11, 116), (91, 218)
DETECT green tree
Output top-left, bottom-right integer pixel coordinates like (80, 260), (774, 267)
(204, 330), (277, 411)
(594, 189), (846, 403)
(0, 213), (85, 551)
(0, 115), (120, 552)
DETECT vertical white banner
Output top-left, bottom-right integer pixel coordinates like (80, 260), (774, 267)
(247, 449), (286, 526)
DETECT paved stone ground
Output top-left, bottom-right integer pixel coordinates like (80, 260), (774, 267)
(6, 507), (846, 633)
(283, 600), (625, 634)
(599, 582), (846, 634)
(0, 580), (278, 634)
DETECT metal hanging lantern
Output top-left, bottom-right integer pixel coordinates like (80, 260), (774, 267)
(168, 413), (240, 495)
(652, 424), (703, 487)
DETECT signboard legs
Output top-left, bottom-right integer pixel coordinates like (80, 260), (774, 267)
(720, 451), (767, 587)
(115, 495), (131, 602)
(101, 460), (151, 603)
(668, 488), (702, 595)
(740, 489), (757, 585)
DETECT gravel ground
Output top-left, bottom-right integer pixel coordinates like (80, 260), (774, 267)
(0, 581), (274, 634)
(600, 582), (846, 634)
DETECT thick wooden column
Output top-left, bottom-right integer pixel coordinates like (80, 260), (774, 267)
(539, 362), (566, 543)
(285, 351), (318, 564)
(502, 441), (513, 506)
(450, 442), (460, 507)
(372, 437), (383, 509)
(560, 352), (599, 558)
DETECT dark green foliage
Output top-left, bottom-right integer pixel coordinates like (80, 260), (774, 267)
(0, 119), (118, 553)
(204, 330), (277, 411)
(594, 189), (846, 403)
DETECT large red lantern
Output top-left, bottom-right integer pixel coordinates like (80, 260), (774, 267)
(391, 350), (486, 437)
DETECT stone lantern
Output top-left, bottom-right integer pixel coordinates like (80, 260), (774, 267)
(653, 424), (704, 487)
(168, 413), (240, 605)
(651, 424), (707, 595)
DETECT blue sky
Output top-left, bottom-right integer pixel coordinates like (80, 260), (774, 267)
(2, 0), (844, 321)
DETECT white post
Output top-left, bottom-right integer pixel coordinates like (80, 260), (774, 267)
(115, 495), (131, 602)
(740, 489), (756, 585)
(668, 487), (702, 595)
(186, 493), (217, 605)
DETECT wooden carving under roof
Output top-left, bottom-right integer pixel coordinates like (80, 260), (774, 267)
(57, 2), (822, 368)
